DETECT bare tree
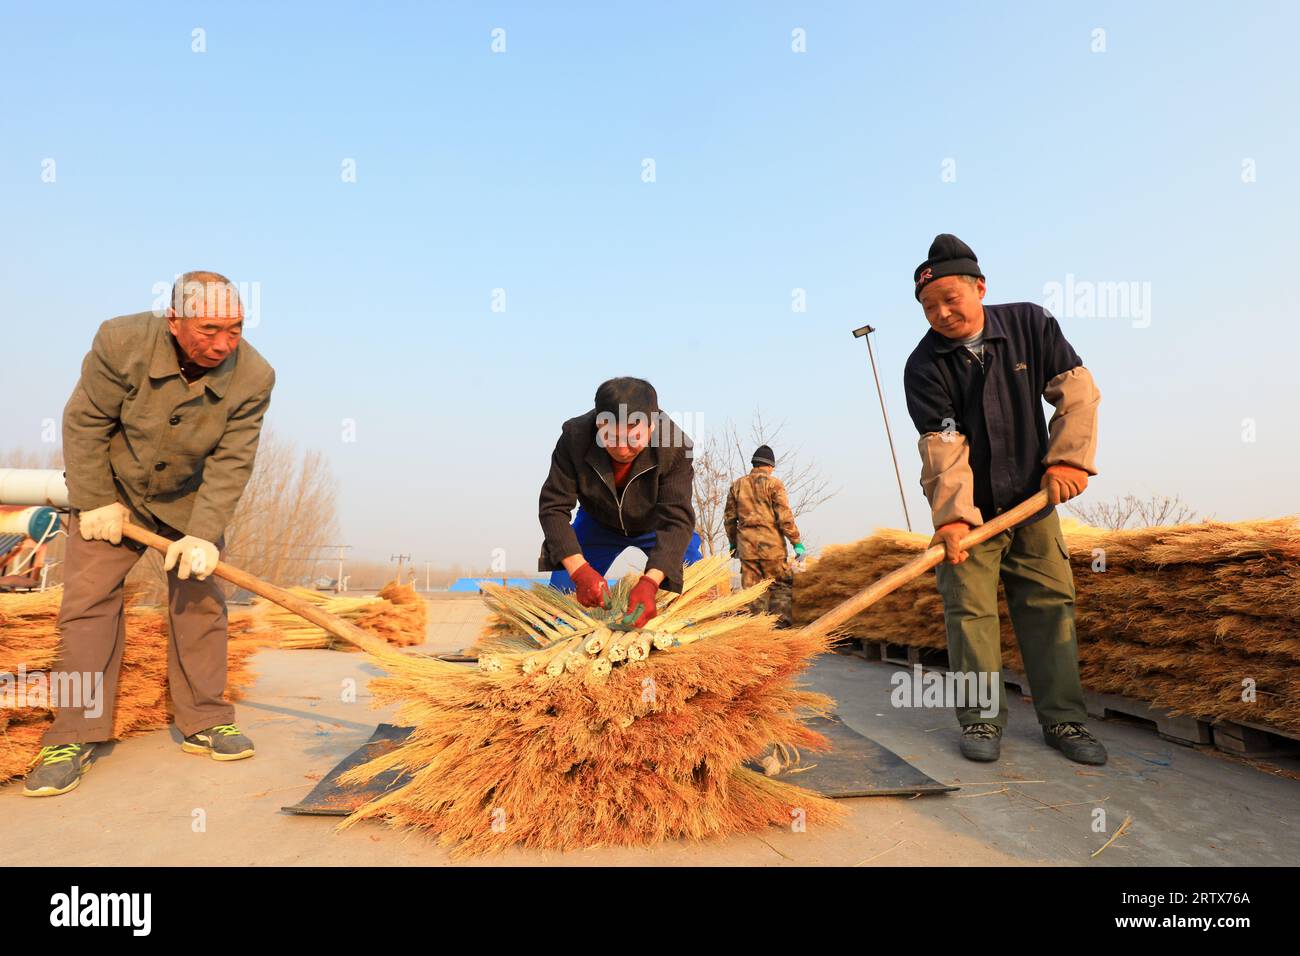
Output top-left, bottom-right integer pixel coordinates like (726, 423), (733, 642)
(1069, 493), (1197, 530)
(341, 559), (539, 592)
(730, 411), (837, 519)
(119, 431), (343, 602)
(692, 410), (839, 555)
(0, 446), (64, 469)
(222, 429), (340, 587)
(690, 431), (733, 557)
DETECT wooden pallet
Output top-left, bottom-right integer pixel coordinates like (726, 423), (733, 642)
(1083, 689), (1214, 746)
(849, 638), (886, 662)
(1210, 718), (1300, 758)
(881, 641), (920, 666)
(850, 638), (947, 669)
(845, 646), (1298, 759)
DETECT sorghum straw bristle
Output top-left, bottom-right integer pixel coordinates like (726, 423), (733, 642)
(254, 584), (427, 649)
(339, 558), (842, 856)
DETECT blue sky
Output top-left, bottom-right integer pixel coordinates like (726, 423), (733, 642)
(2, 2), (1296, 570)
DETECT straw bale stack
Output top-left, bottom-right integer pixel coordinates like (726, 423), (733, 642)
(0, 591), (265, 781)
(793, 517), (1300, 733)
(248, 582), (427, 649)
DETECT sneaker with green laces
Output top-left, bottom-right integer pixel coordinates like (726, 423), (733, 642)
(23, 742), (96, 797)
(181, 724), (255, 761)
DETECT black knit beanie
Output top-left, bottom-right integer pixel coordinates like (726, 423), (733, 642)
(913, 234), (984, 300)
(751, 445), (775, 467)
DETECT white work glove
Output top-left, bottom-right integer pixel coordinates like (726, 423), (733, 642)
(78, 502), (131, 545)
(164, 535), (220, 581)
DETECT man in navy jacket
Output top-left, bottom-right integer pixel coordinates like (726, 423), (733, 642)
(903, 234), (1107, 765)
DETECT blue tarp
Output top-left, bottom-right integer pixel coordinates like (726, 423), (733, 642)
(447, 577), (551, 593)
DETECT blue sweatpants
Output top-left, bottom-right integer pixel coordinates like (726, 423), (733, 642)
(549, 506), (703, 592)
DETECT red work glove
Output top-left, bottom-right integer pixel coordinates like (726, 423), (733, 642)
(1042, 464), (1090, 505)
(570, 562), (611, 609)
(620, 575), (660, 628)
(929, 521), (971, 565)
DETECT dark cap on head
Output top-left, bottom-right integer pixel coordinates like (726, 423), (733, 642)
(751, 445), (775, 467)
(913, 234), (984, 300)
(594, 377), (659, 418)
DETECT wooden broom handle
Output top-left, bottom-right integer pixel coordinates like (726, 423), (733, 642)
(120, 524), (393, 657)
(800, 490), (1050, 641)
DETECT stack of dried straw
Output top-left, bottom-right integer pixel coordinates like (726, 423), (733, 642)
(250, 581), (426, 649)
(1, 578), (428, 782)
(0, 590), (265, 782)
(338, 554), (843, 856)
(793, 517), (1300, 734)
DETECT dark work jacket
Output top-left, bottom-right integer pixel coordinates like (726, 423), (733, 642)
(538, 410), (696, 593)
(903, 302), (1083, 527)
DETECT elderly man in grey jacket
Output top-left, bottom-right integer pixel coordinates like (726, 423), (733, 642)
(25, 272), (274, 798)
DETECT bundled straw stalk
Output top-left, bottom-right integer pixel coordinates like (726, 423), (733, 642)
(249, 580), (427, 649)
(1, 579), (428, 782)
(0, 591), (265, 782)
(339, 554), (843, 856)
(793, 516), (1300, 734)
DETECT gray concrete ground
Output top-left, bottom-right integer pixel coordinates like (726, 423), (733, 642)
(4, 595), (1297, 866)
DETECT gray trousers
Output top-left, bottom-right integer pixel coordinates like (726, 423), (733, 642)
(41, 512), (234, 745)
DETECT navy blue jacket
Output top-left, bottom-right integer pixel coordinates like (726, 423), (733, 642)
(903, 302), (1083, 525)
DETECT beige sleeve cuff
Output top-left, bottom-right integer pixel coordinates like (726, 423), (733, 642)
(1043, 366), (1100, 475)
(918, 432), (984, 529)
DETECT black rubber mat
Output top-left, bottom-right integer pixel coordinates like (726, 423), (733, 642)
(284, 715), (955, 815)
(282, 723), (416, 816)
(745, 715), (957, 798)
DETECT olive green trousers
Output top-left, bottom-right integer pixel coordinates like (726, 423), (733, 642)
(934, 509), (1088, 729)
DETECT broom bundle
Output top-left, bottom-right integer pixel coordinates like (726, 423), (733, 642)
(337, 554), (844, 856)
(794, 516), (1300, 734)
(0, 591), (266, 782)
(250, 581), (427, 649)
(369, 581), (428, 646)
(476, 558), (764, 676)
(471, 566), (735, 658)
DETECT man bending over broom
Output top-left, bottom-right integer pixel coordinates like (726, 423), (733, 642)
(903, 235), (1107, 766)
(24, 272), (273, 798)
(538, 377), (701, 628)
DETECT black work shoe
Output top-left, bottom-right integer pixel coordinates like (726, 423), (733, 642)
(182, 724), (255, 761)
(23, 743), (96, 797)
(1043, 722), (1108, 765)
(958, 723), (1003, 762)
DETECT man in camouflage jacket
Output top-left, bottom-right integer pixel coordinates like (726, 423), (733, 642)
(724, 445), (803, 627)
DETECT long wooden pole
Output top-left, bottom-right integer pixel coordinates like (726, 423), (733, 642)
(123, 491), (1047, 656)
(121, 524), (394, 657)
(801, 490), (1050, 641)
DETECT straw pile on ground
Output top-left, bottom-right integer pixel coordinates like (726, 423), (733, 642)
(0, 590), (265, 783)
(793, 516), (1300, 734)
(250, 581), (426, 649)
(338, 555), (843, 856)
(1, 580), (429, 782)
(369, 581), (427, 646)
